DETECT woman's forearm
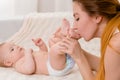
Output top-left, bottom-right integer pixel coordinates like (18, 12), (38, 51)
(76, 50), (95, 80)
(82, 49), (100, 72)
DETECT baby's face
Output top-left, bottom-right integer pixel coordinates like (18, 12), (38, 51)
(0, 42), (24, 66)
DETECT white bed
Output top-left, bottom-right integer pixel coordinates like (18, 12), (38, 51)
(0, 12), (100, 80)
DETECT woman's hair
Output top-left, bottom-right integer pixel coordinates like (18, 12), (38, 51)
(73, 0), (120, 80)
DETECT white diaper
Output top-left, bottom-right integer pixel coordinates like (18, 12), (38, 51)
(47, 54), (75, 76)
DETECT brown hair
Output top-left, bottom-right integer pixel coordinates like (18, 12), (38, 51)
(73, 0), (120, 80)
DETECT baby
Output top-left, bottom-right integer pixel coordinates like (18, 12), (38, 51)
(0, 19), (75, 76)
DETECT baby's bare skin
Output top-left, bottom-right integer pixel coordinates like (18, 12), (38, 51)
(0, 19), (71, 75)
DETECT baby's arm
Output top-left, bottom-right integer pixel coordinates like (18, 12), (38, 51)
(14, 49), (35, 74)
(32, 38), (48, 52)
(48, 41), (66, 70)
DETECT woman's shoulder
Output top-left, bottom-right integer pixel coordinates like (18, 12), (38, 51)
(109, 32), (120, 54)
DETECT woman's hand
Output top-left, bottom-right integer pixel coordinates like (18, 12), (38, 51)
(48, 27), (66, 48)
(48, 27), (62, 47)
(59, 37), (95, 80)
(50, 41), (65, 55)
(59, 37), (83, 61)
(48, 34), (62, 48)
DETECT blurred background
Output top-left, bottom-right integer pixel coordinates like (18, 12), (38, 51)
(0, 0), (72, 41)
(0, 0), (72, 17)
(0, 0), (120, 41)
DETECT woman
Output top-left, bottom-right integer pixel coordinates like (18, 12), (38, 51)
(55, 0), (120, 80)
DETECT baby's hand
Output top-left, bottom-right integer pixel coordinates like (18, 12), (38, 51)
(32, 38), (43, 47)
(32, 38), (48, 51)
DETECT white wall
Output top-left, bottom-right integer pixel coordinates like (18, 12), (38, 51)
(0, 0), (120, 17)
(38, 0), (72, 12)
(38, 0), (55, 12)
(0, 0), (38, 17)
(0, 0), (72, 17)
(15, 0), (38, 16)
(0, 0), (15, 17)
(0, 17), (23, 41)
(55, 0), (72, 12)
(0, 0), (73, 41)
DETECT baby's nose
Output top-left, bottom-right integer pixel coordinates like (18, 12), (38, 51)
(16, 46), (20, 49)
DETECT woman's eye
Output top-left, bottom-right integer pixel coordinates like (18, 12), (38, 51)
(76, 18), (79, 21)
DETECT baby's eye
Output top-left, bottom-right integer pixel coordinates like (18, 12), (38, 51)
(11, 48), (14, 52)
(76, 18), (79, 21)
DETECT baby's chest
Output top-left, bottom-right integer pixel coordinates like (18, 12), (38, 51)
(33, 53), (48, 73)
(33, 52), (48, 65)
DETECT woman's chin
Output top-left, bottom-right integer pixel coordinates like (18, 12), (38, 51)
(84, 37), (93, 41)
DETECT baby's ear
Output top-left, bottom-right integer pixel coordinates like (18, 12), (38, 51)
(4, 60), (13, 67)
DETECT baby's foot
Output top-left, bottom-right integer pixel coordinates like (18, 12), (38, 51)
(60, 19), (70, 37)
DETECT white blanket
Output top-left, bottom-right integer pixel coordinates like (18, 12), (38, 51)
(0, 12), (100, 80)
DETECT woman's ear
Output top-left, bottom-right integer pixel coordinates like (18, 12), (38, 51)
(95, 15), (103, 23)
(4, 60), (13, 67)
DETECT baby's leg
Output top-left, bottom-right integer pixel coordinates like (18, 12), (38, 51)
(48, 42), (66, 70)
(60, 19), (70, 37)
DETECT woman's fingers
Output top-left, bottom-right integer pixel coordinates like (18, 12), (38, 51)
(58, 37), (75, 53)
(62, 37), (76, 45)
(48, 34), (62, 47)
(58, 37), (82, 59)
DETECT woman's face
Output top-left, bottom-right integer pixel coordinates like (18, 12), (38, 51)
(72, 2), (99, 41)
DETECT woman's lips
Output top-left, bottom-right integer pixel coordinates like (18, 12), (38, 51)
(70, 34), (81, 40)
